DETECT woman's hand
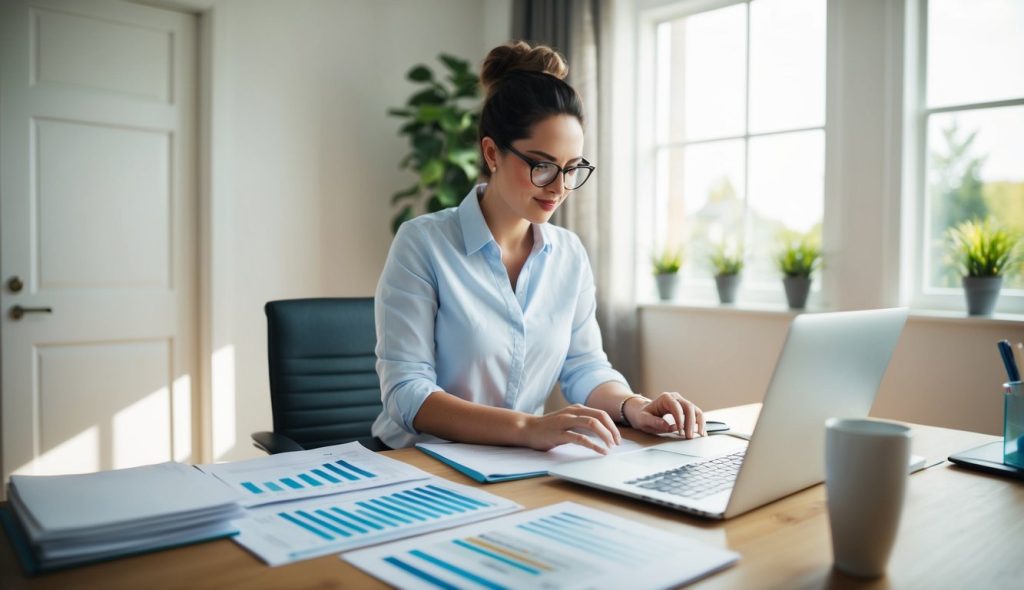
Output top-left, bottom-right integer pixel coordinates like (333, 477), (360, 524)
(519, 404), (622, 454)
(625, 392), (705, 439)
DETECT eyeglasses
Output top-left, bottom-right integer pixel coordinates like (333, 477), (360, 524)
(501, 143), (595, 191)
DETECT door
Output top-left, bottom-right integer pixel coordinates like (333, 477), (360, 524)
(0, 0), (198, 491)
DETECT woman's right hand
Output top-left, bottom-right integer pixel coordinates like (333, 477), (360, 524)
(519, 404), (621, 454)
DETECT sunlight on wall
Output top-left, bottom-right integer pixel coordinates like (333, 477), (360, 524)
(113, 387), (171, 469)
(212, 345), (237, 460)
(19, 426), (100, 476)
(173, 374), (192, 461)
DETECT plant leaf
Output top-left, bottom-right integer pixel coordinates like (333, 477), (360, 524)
(392, 205), (415, 234)
(407, 65), (433, 82)
(420, 159), (444, 185)
(387, 108), (412, 118)
(391, 184), (420, 204)
(439, 54), (469, 75)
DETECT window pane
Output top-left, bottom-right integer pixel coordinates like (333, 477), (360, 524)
(925, 106), (1024, 290)
(749, 0), (825, 134)
(652, 143), (745, 285)
(927, 0), (1024, 108)
(681, 141), (746, 282)
(658, 4), (747, 143)
(747, 130), (825, 287)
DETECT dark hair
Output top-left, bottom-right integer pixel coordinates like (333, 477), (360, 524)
(478, 41), (584, 178)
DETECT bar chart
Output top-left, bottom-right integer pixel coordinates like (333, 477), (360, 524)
(345, 502), (739, 589)
(233, 479), (522, 566)
(198, 442), (428, 507)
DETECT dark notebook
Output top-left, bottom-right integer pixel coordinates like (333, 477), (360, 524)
(948, 441), (1024, 481)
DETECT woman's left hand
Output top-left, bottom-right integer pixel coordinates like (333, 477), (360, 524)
(624, 392), (705, 439)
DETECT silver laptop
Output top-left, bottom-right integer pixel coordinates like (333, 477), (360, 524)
(548, 308), (908, 520)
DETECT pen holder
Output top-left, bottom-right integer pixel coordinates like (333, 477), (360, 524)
(1004, 381), (1024, 469)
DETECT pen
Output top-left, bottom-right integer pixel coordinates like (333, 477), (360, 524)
(998, 340), (1021, 382)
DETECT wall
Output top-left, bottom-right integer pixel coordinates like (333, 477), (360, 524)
(641, 305), (1024, 435)
(204, 0), (511, 461)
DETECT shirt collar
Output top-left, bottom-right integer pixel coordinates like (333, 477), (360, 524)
(458, 184), (554, 256)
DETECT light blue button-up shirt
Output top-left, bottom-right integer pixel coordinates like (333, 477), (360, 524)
(371, 185), (629, 448)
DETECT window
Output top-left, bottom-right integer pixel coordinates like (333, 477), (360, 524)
(637, 0), (826, 303)
(914, 0), (1024, 311)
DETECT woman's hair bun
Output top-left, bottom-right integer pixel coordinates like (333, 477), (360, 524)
(480, 41), (568, 97)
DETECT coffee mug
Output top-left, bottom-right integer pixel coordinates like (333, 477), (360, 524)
(825, 417), (911, 578)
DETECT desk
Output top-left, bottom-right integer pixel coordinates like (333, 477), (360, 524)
(2, 404), (1022, 589)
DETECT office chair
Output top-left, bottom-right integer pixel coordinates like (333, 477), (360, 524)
(251, 298), (387, 454)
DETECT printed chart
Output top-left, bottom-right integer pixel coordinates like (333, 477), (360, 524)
(233, 479), (521, 566)
(344, 501), (739, 589)
(198, 442), (427, 507)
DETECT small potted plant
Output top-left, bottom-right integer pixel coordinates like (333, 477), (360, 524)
(777, 232), (822, 309)
(709, 243), (744, 304)
(947, 219), (1021, 315)
(652, 246), (684, 301)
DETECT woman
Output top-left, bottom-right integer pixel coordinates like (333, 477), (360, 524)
(372, 41), (705, 452)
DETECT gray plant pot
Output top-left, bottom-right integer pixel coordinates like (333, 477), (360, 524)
(715, 274), (740, 304)
(783, 276), (812, 309)
(655, 273), (679, 301)
(962, 276), (1003, 315)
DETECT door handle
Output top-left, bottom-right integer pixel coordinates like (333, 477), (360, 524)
(10, 305), (53, 320)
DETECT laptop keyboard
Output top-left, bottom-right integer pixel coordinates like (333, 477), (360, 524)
(625, 450), (746, 500)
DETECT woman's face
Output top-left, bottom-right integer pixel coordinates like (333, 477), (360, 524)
(484, 114), (585, 225)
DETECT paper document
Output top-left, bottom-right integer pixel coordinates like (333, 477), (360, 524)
(344, 501), (739, 589)
(416, 437), (643, 483)
(198, 442), (427, 507)
(232, 478), (521, 566)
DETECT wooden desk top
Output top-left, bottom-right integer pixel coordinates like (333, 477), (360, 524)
(2, 405), (1022, 589)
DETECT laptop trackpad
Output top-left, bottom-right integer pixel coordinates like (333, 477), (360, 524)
(653, 435), (748, 458)
(628, 448), (703, 470)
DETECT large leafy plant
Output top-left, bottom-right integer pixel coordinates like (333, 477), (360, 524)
(947, 218), (1021, 278)
(387, 54), (481, 233)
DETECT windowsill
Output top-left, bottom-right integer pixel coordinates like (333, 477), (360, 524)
(638, 300), (1024, 326)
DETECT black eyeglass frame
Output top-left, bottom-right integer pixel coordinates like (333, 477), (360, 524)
(500, 143), (595, 191)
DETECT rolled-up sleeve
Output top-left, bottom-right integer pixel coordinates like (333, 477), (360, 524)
(375, 223), (443, 434)
(558, 242), (630, 404)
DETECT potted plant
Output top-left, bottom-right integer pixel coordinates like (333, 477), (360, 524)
(777, 232), (822, 309)
(709, 244), (743, 304)
(387, 54), (481, 233)
(652, 246), (684, 301)
(947, 219), (1021, 315)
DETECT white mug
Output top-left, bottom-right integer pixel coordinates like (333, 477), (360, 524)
(825, 417), (911, 578)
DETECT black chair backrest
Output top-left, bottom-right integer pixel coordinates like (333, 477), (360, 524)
(265, 298), (383, 450)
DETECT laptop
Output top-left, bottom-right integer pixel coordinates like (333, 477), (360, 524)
(548, 307), (908, 520)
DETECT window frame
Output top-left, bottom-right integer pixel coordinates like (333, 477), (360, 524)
(908, 0), (1024, 315)
(635, 0), (832, 308)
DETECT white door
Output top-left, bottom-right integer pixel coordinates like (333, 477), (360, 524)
(0, 0), (198, 490)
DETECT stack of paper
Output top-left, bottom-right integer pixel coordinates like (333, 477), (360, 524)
(5, 462), (243, 571)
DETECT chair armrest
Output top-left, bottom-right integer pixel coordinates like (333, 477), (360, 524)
(251, 431), (305, 454)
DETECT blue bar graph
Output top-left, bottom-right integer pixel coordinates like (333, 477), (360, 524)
(277, 485), (489, 542)
(237, 458), (379, 495)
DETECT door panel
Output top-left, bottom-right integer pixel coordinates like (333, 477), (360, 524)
(1, 0), (197, 490)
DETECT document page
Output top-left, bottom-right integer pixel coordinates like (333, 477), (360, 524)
(198, 442), (427, 507)
(232, 478), (521, 566)
(344, 501), (739, 589)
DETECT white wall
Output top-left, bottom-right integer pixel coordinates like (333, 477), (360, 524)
(204, 0), (511, 461)
(641, 305), (1024, 436)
